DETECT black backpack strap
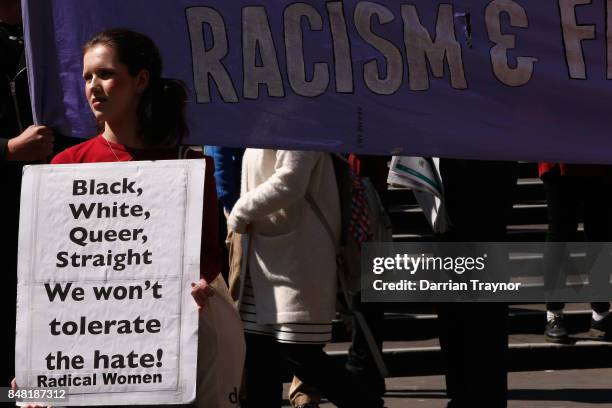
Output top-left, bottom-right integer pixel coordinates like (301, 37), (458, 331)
(305, 191), (389, 379)
(331, 153), (352, 246)
(17, 47), (26, 73)
(305, 192), (339, 253)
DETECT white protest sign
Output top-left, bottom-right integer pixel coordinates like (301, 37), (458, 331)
(16, 160), (205, 405)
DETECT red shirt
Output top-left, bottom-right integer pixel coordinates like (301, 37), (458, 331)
(348, 154), (389, 195)
(52, 135), (222, 283)
(538, 162), (612, 179)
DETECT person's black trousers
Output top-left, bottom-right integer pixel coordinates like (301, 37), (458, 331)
(345, 291), (386, 404)
(542, 171), (612, 314)
(244, 333), (384, 408)
(436, 159), (518, 408)
(437, 303), (509, 408)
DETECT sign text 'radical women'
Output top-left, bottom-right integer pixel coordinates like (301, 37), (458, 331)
(24, 1), (612, 162)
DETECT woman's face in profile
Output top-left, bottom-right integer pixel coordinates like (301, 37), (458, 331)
(82, 44), (147, 125)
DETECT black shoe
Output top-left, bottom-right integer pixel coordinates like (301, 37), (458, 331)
(590, 314), (612, 341)
(545, 315), (569, 343)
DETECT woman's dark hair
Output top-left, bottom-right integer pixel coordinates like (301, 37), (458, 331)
(84, 28), (188, 147)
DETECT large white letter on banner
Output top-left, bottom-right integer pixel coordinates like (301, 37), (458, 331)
(355, 2), (404, 95)
(559, 0), (595, 79)
(242, 6), (285, 99)
(284, 3), (330, 97)
(186, 7), (239, 103)
(402, 4), (467, 91)
(486, 0), (538, 87)
(326, 2), (354, 93)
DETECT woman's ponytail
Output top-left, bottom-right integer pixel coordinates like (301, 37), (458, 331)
(139, 77), (188, 147)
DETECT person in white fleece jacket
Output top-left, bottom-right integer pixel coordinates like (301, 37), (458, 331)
(228, 149), (383, 408)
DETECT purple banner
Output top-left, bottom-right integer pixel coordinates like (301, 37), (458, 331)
(23, 0), (612, 162)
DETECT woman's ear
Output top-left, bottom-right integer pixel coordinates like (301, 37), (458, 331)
(135, 69), (150, 94)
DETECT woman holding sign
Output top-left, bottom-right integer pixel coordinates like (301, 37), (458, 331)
(50, 29), (245, 408)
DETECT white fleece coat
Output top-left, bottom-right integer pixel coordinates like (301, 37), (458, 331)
(228, 149), (341, 324)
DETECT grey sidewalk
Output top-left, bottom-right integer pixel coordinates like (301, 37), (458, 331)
(283, 368), (612, 407)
